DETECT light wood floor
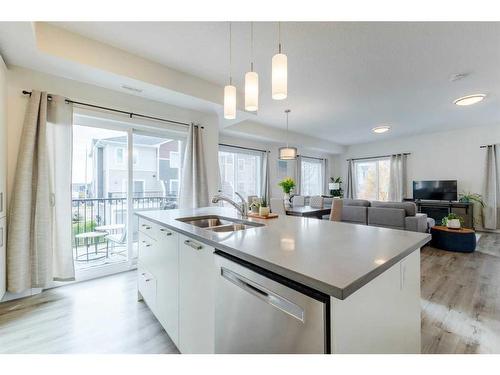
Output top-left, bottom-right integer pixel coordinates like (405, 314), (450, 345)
(421, 233), (500, 354)
(0, 271), (179, 354)
(1, 233), (499, 354)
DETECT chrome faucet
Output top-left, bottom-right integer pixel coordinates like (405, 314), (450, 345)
(212, 192), (248, 218)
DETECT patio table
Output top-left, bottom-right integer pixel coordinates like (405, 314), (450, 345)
(75, 231), (109, 262)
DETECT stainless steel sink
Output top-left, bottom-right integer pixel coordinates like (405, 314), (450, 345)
(176, 215), (264, 233)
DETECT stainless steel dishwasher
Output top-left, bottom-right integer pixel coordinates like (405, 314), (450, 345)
(214, 251), (330, 354)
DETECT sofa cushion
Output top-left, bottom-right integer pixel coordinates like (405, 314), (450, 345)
(342, 199), (371, 207)
(342, 206), (368, 224)
(371, 201), (417, 216)
(368, 207), (406, 229)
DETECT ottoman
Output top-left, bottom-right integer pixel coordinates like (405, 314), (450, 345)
(430, 226), (476, 253)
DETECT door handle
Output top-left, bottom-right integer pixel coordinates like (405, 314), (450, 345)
(184, 239), (203, 250)
(160, 228), (172, 236)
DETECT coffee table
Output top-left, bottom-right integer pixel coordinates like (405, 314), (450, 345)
(430, 225), (476, 253)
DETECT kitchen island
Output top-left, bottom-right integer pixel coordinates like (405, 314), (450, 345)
(136, 207), (430, 354)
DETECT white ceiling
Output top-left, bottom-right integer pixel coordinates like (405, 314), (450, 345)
(3, 22), (500, 145)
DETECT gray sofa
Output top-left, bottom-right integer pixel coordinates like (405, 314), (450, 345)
(341, 199), (428, 233)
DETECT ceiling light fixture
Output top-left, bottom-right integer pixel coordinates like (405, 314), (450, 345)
(272, 22), (287, 100)
(453, 94), (486, 106)
(224, 22), (236, 120)
(279, 109), (297, 160)
(372, 125), (391, 134)
(245, 22), (259, 112)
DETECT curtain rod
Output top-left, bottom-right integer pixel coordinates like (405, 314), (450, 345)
(297, 154), (326, 161)
(219, 143), (269, 153)
(21, 90), (202, 128)
(347, 152), (411, 162)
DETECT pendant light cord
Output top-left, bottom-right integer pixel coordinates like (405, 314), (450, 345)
(278, 22), (282, 54)
(285, 109), (290, 147)
(250, 22), (254, 72)
(229, 22), (233, 85)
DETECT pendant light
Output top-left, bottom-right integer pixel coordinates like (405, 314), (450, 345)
(279, 109), (297, 160)
(272, 22), (287, 100)
(245, 22), (259, 112)
(224, 22), (236, 120)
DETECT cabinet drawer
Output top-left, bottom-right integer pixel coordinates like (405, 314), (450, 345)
(138, 218), (156, 237)
(138, 268), (157, 314)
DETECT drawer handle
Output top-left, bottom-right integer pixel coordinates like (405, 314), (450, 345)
(145, 278), (152, 282)
(184, 239), (203, 250)
(141, 224), (152, 230)
(160, 228), (172, 236)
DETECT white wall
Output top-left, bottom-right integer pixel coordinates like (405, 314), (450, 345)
(337, 124), (500, 199)
(5, 66), (220, 210)
(219, 133), (339, 199)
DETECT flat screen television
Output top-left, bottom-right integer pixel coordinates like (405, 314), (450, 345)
(413, 180), (457, 201)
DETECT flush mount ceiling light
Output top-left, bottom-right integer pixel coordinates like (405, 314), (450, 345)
(272, 22), (287, 100)
(453, 94), (486, 106)
(372, 125), (391, 134)
(224, 22), (237, 120)
(279, 109), (297, 160)
(245, 22), (259, 112)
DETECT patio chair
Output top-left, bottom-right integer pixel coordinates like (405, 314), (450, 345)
(107, 228), (127, 257)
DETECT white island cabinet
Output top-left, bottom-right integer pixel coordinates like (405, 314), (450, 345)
(136, 207), (428, 354)
(138, 218), (180, 347)
(178, 234), (215, 354)
(137, 218), (215, 353)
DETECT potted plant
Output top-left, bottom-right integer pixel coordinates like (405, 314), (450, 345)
(458, 192), (485, 207)
(329, 177), (343, 198)
(278, 177), (296, 206)
(442, 213), (464, 229)
(259, 199), (270, 217)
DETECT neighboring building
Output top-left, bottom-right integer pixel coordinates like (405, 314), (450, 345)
(90, 135), (181, 199)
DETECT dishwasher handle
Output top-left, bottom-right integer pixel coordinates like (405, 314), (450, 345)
(221, 267), (304, 322)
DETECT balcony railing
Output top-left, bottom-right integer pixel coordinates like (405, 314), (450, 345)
(72, 195), (178, 247)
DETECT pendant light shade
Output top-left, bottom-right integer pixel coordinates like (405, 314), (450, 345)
(272, 53), (287, 100)
(224, 22), (236, 120)
(245, 71), (259, 112)
(245, 23), (259, 112)
(279, 146), (297, 160)
(279, 109), (297, 160)
(224, 84), (237, 120)
(272, 22), (287, 100)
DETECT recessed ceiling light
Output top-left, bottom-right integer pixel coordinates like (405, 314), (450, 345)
(453, 94), (486, 106)
(372, 125), (391, 134)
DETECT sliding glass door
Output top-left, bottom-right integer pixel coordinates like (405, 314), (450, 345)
(72, 125), (130, 273)
(71, 113), (186, 280)
(130, 131), (183, 260)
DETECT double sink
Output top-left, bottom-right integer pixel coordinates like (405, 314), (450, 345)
(176, 215), (265, 233)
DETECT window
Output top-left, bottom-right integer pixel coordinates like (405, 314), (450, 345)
(300, 157), (324, 196)
(354, 158), (390, 201)
(218, 145), (264, 201)
(116, 147), (124, 164)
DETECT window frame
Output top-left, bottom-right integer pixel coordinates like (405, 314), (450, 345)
(353, 157), (390, 201)
(218, 144), (265, 201)
(300, 156), (324, 197)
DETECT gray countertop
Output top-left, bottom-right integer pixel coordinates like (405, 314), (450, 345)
(136, 207), (430, 300)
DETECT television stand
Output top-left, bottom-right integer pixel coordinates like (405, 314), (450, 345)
(406, 199), (474, 228)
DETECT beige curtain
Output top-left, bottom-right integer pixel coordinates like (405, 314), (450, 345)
(389, 154), (408, 202)
(179, 124), (209, 209)
(7, 91), (74, 292)
(295, 155), (302, 195)
(261, 151), (271, 204)
(483, 145), (499, 229)
(346, 159), (356, 199)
